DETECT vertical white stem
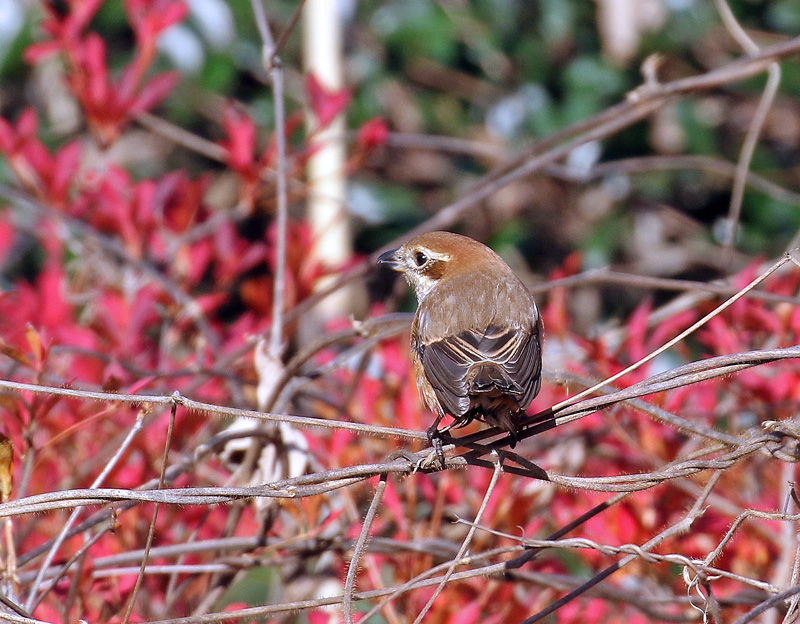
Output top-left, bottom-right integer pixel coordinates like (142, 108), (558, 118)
(303, 0), (351, 320)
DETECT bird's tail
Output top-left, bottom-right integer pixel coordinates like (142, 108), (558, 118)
(466, 364), (525, 446)
(468, 363), (523, 394)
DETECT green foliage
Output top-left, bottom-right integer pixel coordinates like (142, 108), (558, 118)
(374, 1), (459, 67)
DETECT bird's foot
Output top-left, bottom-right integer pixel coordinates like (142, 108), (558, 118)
(508, 428), (519, 449)
(426, 426), (447, 470)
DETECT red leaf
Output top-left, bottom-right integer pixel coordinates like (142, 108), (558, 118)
(81, 34), (110, 105)
(305, 72), (351, 128)
(125, 376), (157, 395)
(221, 105), (256, 174)
(126, 0), (187, 33)
(446, 600), (480, 624)
(50, 140), (82, 201)
(23, 40), (61, 64)
(155, 1), (188, 31)
(0, 219), (15, 263)
(0, 117), (14, 153)
(25, 325), (47, 367)
(39, 264), (69, 329)
(65, 0), (105, 33)
(317, 508), (345, 531)
(626, 299), (651, 364)
(16, 108), (38, 138)
(0, 340), (31, 368)
(650, 309), (698, 348)
(130, 71), (179, 114)
(356, 117), (389, 150)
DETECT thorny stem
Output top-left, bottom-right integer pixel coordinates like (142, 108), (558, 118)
(344, 475), (387, 624)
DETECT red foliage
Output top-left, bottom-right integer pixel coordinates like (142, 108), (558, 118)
(305, 72), (352, 129)
(0, 109), (81, 206)
(355, 117), (390, 151)
(25, 0), (185, 146)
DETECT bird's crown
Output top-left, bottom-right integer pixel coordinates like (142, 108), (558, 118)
(378, 231), (507, 300)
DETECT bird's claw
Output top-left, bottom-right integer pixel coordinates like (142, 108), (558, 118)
(426, 426), (447, 470)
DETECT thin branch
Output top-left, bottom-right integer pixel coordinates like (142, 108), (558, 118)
(272, 0), (308, 60)
(122, 398), (176, 624)
(248, 0), (289, 358)
(0, 379), (427, 441)
(135, 112), (226, 161)
(383, 135), (800, 208)
(344, 475), (387, 624)
(0, 345), (799, 519)
(0, 184), (236, 400)
(551, 253), (791, 413)
(519, 471), (724, 623)
(452, 344), (800, 457)
(733, 586), (800, 624)
(529, 266), (800, 306)
(582, 155), (800, 206)
(0, 611), (51, 624)
(713, 0), (782, 256)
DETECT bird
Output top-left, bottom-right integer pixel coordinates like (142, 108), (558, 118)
(378, 231), (543, 467)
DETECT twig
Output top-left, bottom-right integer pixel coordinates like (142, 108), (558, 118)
(519, 471), (724, 623)
(0, 379), (427, 441)
(122, 398), (177, 624)
(344, 475), (387, 624)
(549, 370), (742, 446)
(248, 0), (289, 358)
(272, 0), (308, 59)
(0, 611), (51, 624)
(529, 266), (800, 306)
(0, 183), (235, 404)
(781, 538), (800, 624)
(0, 346), (798, 518)
(713, 0), (782, 257)
(451, 345), (800, 457)
(733, 586), (800, 624)
(135, 112), (226, 161)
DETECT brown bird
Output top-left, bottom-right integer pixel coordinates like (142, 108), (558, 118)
(378, 231), (543, 466)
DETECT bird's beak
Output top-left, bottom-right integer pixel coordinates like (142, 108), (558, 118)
(377, 249), (401, 270)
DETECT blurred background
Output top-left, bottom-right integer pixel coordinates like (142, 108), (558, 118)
(2, 0), (799, 327)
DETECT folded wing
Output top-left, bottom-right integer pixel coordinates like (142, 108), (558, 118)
(419, 324), (542, 419)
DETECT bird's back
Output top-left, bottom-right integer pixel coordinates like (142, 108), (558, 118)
(412, 270), (542, 428)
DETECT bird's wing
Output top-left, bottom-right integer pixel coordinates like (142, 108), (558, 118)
(420, 324), (542, 418)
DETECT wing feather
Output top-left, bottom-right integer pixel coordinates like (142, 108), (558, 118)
(419, 322), (542, 418)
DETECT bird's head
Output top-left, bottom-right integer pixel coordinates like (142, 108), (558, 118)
(377, 231), (508, 301)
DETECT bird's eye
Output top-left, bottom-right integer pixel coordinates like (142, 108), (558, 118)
(414, 251), (429, 267)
